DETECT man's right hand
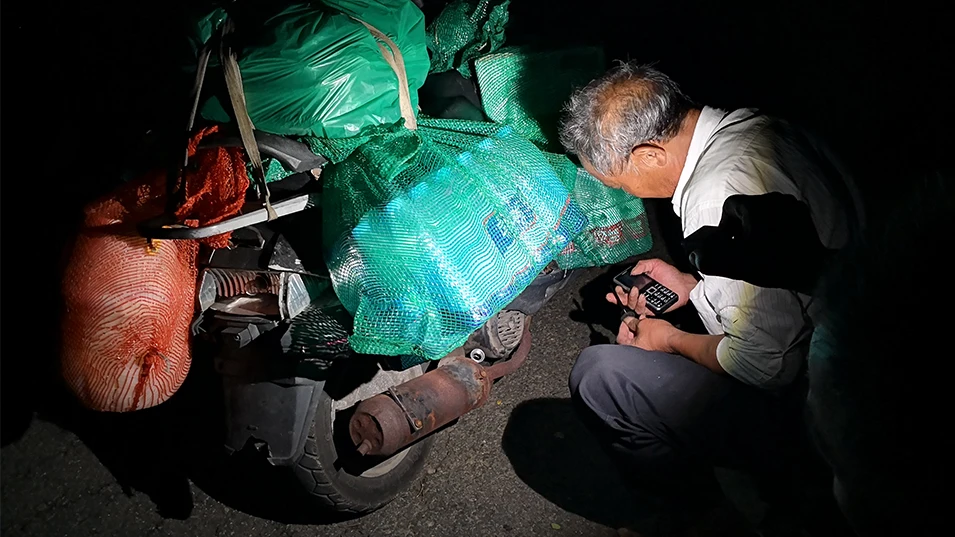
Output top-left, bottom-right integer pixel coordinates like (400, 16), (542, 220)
(605, 258), (698, 316)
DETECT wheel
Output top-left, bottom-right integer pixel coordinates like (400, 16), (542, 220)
(291, 362), (435, 514)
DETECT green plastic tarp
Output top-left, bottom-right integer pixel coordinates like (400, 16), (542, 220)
(190, 1), (429, 139)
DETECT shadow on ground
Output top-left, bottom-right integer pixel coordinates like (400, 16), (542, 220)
(501, 397), (651, 531)
(12, 362), (357, 525)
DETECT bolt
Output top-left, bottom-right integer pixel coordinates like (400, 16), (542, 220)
(356, 439), (373, 456)
(470, 348), (486, 363)
(413, 418), (423, 429)
(478, 370), (487, 379)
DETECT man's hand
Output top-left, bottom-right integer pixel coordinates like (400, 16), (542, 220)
(616, 315), (678, 353)
(606, 258), (698, 316)
(618, 314), (727, 374)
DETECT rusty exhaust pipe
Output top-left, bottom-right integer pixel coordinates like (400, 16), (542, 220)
(349, 355), (493, 457)
(349, 323), (533, 457)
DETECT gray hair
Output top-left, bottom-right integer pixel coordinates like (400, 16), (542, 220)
(559, 62), (696, 176)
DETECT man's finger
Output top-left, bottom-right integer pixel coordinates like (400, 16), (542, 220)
(615, 286), (629, 307)
(632, 259), (655, 275)
(635, 294), (653, 316)
(623, 316), (640, 332)
(605, 292), (619, 305)
(628, 287), (641, 309)
(616, 322), (633, 345)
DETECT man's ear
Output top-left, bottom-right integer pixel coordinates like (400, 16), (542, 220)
(631, 144), (667, 169)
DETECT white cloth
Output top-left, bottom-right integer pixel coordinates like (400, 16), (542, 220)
(673, 107), (864, 389)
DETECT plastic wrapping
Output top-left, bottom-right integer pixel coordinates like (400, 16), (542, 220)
(187, 7), (227, 56)
(321, 119), (586, 359)
(194, 1), (429, 139)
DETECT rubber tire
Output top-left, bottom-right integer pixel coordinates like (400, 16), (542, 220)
(290, 385), (436, 515)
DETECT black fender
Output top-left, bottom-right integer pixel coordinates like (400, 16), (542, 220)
(221, 375), (324, 466)
(207, 319), (328, 467)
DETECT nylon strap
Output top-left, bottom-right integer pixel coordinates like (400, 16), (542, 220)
(352, 18), (417, 130)
(219, 18), (277, 220)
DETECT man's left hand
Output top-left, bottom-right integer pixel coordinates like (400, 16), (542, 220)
(617, 315), (678, 353)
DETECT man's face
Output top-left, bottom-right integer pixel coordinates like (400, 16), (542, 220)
(580, 154), (675, 198)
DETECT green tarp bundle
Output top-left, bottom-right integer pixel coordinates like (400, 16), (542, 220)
(190, 1), (429, 139)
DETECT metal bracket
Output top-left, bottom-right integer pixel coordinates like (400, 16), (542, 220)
(137, 192), (316, 240)
(385, 387), (424, 432)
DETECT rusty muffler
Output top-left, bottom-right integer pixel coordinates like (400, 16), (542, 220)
(349, 355), (493, 457)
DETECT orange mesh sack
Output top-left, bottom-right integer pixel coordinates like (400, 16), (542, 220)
(61, 174), (199, 412)
(174, 126), (251, 249)
(61, 127), (249, 411)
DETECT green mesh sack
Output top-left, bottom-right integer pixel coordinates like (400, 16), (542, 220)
(261, 122), (404, 184)
(475, 45), (606, 151)
(256, 158), (297, 184)
(426, 0), (510, 78)
(278, 279), (357, 378)
(322, 119), (586, 359)
(192, 1), (429, 139)
(544, 153), (653, 269)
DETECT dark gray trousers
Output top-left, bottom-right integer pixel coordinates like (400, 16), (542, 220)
(569, 344), (808, 511)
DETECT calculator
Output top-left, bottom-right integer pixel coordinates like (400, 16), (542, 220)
(612, 266), (680, 316)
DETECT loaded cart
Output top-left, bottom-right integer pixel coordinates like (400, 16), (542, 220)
(60, 0), (653, 514)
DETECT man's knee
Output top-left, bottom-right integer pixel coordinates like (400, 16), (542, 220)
(569, 345), (686, 459)
(569, 345), (621, 399)
(569, 344), (660, 419)
(569, 345), (700, 425)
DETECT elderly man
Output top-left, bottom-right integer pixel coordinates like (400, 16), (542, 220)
(560, 62), (863, 533)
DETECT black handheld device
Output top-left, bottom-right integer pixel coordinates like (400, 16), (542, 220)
(612, 266), (679, 316)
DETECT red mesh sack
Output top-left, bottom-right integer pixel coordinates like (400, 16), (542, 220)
(61, 126), (250, 411)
